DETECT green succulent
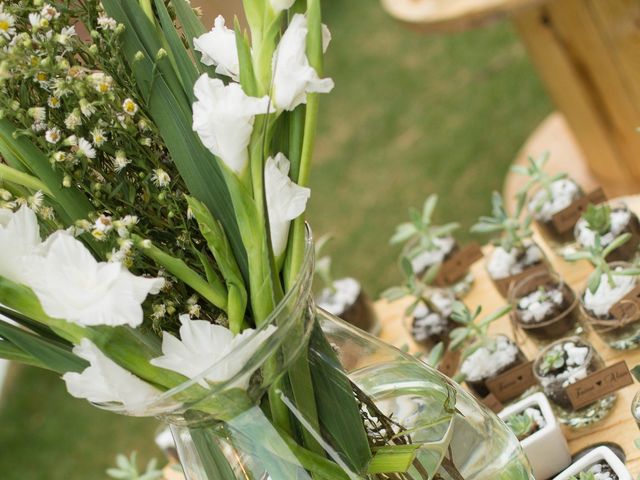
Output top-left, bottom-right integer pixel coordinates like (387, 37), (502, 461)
(449, 301), (512, 356)
(512, 151), (568, 213)
(106, 452), (164, 480)
(583, 204), (612, 236)
(568, 472), (596, 480)
(564, 232), (640, 294)
(471, 191), (533, 252)
(391, 194), (460, 261)
(506, 412), (535, 440)
(381, 254), (441, 317)
(539, 348), (566, 376)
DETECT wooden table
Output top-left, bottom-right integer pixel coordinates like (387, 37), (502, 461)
(380, 0), (640, 196)
(376, 195), (640, 476)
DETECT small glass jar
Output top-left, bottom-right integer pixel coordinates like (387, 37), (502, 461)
(580, 262), (640, 350)
(404, 288), (456, 350)
(631, 390), (640, 430)
(461, 335), (528, 399)
(488, 240), (551, 298)
(574, 203), (640, 263)
(534, 337), (615, 428)
(509, 270), (584, 345)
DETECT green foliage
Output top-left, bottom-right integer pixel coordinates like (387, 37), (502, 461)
(564, 231), (640, 293)
(568, 472), (596, 480)
(512, 151), (567, 213)
(381, 255), (441, 317)
(539, 347), (566, 376)
(583, 204), (612, 236)
(505, 412), (534, 439)
(471, 191), (533, 251)
(449, 301), (511, 354)
(390, 194), (459, 256)
(106, 452), (163, 480)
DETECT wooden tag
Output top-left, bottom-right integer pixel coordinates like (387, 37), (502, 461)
(551, 188), (607, 234)
(494, 263), (548, 297)
(565, 361), (633, 410)
(437, 349), (461, 378)
(610, 285), (640, 321)
(482, 393), (504, 413)
(486, 361), (537, 403)
(437, 242), (484, 285)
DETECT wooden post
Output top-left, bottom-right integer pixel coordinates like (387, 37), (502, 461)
(513, 0), (640, 189)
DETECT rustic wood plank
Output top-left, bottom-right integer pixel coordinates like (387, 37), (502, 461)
(380, 0), (549, 33)
(377, 195), (640, 475)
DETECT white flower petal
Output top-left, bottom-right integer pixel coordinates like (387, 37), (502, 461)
(265, 153), (310, 257)
(193, 15), (240, 81)
(25, 232), (162, 327)
(192, 75), (270, 173)
(270, 0), (295, 13)
(151, 315), (276, 390)
(272, 14), (334, 111)
(0, 205), (42, 284)
(63, 339), (160, 409)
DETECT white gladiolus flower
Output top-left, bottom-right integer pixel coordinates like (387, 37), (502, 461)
(0, 205), (41, 284)
(192, 75), (270, 173)
(264, 153), (310, 257)
(272, 14), (334, 111)
(26, 231), (165, 327)
(270, 0), (295, 13)
(63, 339), (161, 409)
(151, 315), (277, 389)
(193, 16), (240, 81)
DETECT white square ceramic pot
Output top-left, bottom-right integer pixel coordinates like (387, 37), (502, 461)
(499, 392), (571, 479)
(553, 446), (631, 480)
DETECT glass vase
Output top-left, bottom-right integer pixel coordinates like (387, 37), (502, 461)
(96, 231), (533, 480)
(579, 262), (640, 350)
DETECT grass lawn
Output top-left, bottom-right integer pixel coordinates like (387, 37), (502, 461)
(0, 1), (552, 478)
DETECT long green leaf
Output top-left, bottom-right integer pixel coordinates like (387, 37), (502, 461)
(133, 234), (228, 311)
(102, 0), (249, 281)
(186, 196), (247, 333)
(308, 323), (372, 472)
(0, 277), (86, 344)
(0, 319), (87, 374)
(0, 119), (94, 226)
(153, 0), (199, 102)
(0, 339), (46, 368)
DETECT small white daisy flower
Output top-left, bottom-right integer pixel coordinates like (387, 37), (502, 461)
(151, 168), (170, 187)
(64, 110), (81, 130)
(55, 26), (75, 45)
(122, 98), (138, 116)
(28, 191), (44, 211)
(45, 127), (61, 144)
(90, 72), (112, 93)
(0, 11), (16, 39)
(77, 137), (96, 159)
(32, 121), (46, 133)
(91, 128), (107, 146)
(40, 4), (60, 21)
(79, 99), (96, 117)
(113, 151), (130, 172)
(47, 96), (61, 109)
(28, 107), (46, 122)
(97, 15), (117, 30)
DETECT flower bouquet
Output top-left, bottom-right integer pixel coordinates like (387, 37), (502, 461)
(0, 1), (533, 478)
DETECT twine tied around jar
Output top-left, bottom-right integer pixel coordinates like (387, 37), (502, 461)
(581, 299), (640, 334)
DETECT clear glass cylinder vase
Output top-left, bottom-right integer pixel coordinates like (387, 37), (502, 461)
(97, 231), (533, 480)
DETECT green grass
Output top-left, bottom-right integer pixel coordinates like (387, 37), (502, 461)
(0, 1), (552, 478)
